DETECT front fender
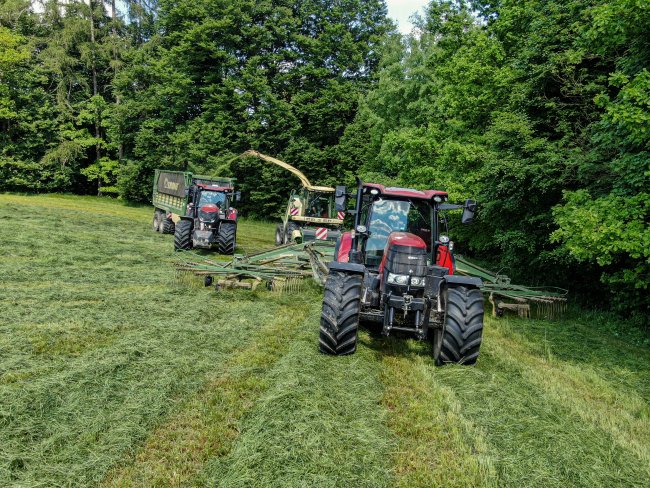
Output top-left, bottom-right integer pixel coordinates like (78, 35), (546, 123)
(444, 275), (483, 289)
(328, 261), (365, 275)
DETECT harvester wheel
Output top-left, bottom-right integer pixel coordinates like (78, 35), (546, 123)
(217, 222), (237, 255)
(161, 217), (175, 234)
(284, 221), (301, 244)
(152, 209), (163, 232)
(319, 271), (362, 355)
(435, 286), (484, 366)
(174, 219), (193, 251)
(275, 224), (284, 246)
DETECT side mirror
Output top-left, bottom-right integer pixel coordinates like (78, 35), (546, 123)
(335, 185), (348, 212)
(234, 191), (241, 202)
(461, 199), (477, 224)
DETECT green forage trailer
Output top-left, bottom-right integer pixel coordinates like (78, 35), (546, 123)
(152, 170), (240, 254)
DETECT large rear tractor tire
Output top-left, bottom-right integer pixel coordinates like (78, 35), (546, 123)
(319, 271), (362, 355)
(160, 216), (175, 234)
(174, 219), (193, 251)
(284, 221), (301, 244)
(435, 286), (484, 366)
(275, 224), (284, 246)
(216, 222), (237, 255)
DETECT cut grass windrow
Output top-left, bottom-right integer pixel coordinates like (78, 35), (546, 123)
(373, 315), (650, 487)
(371, 337), (497, 488)
(102, 294), (314, 487)
(2, 194), (649, 487)
(195, 308), (395, 488)
(0, 195), (279, 486)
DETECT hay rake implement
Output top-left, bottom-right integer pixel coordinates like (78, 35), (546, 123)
(173, 241), (335, 292)
(174, 242), (566, 316)
(455, 256), (568, 319)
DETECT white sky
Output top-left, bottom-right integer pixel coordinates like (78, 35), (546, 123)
(385, 0), (429, 34)
(33, 1), (430, 36)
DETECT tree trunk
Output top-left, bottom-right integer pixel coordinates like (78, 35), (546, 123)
(89, 0), (102, 195)
(111, 0), (123, 161)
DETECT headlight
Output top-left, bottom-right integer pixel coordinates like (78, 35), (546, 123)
(410, 276), (426, 286)
(387, 273), (409, 285)
(386, 274), (425, 286)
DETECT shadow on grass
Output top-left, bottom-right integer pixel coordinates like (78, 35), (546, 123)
(359, 325), (433, 361)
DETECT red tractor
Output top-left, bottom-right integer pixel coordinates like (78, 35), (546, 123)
(174, 182), (240, 254)
(320, 180), (484, 365)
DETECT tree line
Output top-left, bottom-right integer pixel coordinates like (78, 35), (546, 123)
(1, 1), (648, 322)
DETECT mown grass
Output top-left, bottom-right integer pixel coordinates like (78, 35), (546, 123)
(1, 193), (649, 487)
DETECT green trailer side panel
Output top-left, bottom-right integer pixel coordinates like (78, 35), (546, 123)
(152, 169), (192, 216)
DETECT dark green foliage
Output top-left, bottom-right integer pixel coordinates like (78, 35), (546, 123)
(1, 0), (648, 317)
(339, 0), (649, 320)
(111, 0), (392, 216)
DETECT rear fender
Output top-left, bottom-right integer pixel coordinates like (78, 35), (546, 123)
(328, 261), (365, 275)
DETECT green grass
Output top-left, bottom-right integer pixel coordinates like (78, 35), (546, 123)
(1, 193), (649, 487)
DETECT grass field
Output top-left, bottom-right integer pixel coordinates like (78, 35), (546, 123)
(1, 193), (649, 487)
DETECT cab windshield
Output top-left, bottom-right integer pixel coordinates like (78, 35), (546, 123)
(365, 199), (431, 266)
(305, 191), (332, 218)
(199, 191), (227, 208)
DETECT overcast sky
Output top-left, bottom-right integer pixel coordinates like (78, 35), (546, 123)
(385, 0), (429, 34)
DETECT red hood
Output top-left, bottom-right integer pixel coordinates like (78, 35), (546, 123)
(199, 203), (219, 213)
(379, 232), (427, 274)
(385, 232), (427, 250)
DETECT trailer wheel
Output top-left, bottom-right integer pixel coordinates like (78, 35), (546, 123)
(275, 224), (284, 246)
(160, 217), (175, 234)
(152, 209), (163, 232)
(319, 271), (362, 356)
(435, 286), (484, 366)
(284, 221), (300, 244)
(174, 219), (193, 251)
(216, 222), (237, 255)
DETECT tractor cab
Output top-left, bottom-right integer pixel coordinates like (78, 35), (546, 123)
(362, 197), (434, 268)
(289, 188), (338, 220)
(320, 180), (484, 366)
(193, 185), (236, 220)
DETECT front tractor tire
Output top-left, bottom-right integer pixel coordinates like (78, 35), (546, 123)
(174, 219), (193, 251)
(216, 222), (237, 255)
(435, 286), (484, 366)
(319, 271), (362, 356)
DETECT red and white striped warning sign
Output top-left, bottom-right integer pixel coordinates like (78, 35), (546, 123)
(315, 227), (328, 240)
(290, 207), (299, 216)
(337, 211), (345, 220)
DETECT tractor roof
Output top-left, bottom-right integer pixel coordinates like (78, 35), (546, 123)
(197, 184), (234, 192)
(364, 183), (448, 201)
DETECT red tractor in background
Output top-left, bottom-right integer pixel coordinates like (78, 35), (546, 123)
(320, 180), (484, 365)
(174, 181), (240, 254)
